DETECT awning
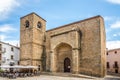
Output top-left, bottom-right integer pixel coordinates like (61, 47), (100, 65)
(0, 65), (38, 69)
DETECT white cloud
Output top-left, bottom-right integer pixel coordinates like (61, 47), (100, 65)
(104, 16), (120, 22)
(107, 41), (120, 50)
(0, 35), (7, 41)
(113, 34), (117, 37)
(113, 33), (120, 37)
(0, 34), (13, 41)
(118, 33), (120, 35)
(0, 0), (20, 20)
(104, 16), (112, 21)
(0, 34), (19, 47)
(0, 24), (16, 32)
(110, 21), (120, 28)
(107, 0), (120, 4)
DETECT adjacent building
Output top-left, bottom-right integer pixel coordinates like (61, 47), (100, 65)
(0, 41), (20, 70)
(107, 48), (120, 74)
(20, 12), (106, 77)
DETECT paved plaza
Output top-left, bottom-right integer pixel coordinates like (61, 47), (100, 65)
(0, 75), (120, 80)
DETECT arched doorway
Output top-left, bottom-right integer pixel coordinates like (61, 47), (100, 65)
(54, 43), (72, 72)
(64, 58), (71, 72)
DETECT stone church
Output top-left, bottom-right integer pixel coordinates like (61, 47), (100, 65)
(20, 12), (106, 77)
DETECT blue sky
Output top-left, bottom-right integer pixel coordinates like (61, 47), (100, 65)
(0, 0), (120, 49)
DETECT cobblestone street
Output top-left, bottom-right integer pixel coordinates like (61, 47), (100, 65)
(0, 75), (92, 80)
(0, 75), (120, 80)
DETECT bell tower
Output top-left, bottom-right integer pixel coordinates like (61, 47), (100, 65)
(20, 12), (46, 71)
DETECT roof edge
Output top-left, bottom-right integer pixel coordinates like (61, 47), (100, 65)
(20, 12), (46, 22)
(108, 48), (120, 52)
(46, 15), (102, 32)
(0, 41), (19, 49)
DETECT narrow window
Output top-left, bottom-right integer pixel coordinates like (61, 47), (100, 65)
(107, 62), (110, 68)
(115, 69), (118, 73)
(11, 47), (14, 51)
(18, 61), (20, 65)
(114, 61), (118, 68)
(11, 55), (13, 60)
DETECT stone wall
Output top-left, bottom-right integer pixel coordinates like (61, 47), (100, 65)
(46, 15), (106, 77)
(20, 13), (106, 77)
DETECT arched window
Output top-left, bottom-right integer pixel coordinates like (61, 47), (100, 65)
(25, 20), (29, 28)
(37, 21), (42, 28)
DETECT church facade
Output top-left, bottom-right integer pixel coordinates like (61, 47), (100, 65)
(20, 12), (106, 77)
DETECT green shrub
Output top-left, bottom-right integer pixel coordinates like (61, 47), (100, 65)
(0, 69), (4, 73)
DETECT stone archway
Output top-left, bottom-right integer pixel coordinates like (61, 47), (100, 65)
(51, 42), (79, 73)
(54, 43), (72, 72)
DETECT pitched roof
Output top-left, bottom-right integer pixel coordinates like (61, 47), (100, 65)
(20, 12), (46, 22)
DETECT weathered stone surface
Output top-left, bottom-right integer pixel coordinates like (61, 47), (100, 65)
(20, 13), (46, 71)
(20, 12), (106, 77)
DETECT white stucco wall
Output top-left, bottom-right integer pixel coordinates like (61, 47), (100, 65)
(0, 41), (20, 70)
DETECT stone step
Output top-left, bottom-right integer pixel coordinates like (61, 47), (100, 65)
(41, 72), (71, 77)
(41, 72), (96, 79)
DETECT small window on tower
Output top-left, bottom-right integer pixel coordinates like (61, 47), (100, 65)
(37, 21), (42, 28)
(25, 20), (29, 28)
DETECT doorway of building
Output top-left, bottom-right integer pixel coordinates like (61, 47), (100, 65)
(38, 65), (40, 71)
(64, 58), (71, 72)
(115, 69), (118, 73)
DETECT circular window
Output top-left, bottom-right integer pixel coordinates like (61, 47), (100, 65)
(25, 20), (29, 28)
(37, 21), (42, 28)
